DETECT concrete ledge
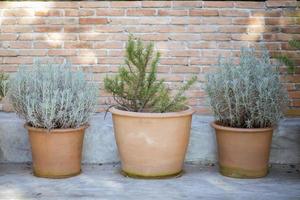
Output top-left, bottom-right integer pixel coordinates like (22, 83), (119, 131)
(0, 113), (299, 164)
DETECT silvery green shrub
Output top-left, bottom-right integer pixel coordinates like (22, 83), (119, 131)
(0, 73), (8, 101)
(205, 47), (288, 128)
(8, 60), (98, 130)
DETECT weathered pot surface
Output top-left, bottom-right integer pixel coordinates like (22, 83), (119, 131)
(26, 125), (87, 179)
(110, 106), (194, 178)
(211, 121), (273, 178)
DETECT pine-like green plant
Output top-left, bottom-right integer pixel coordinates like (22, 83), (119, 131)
(276, 39), (300, 73)
(8, 60), (98, 130)
(104, 36), (196, 113)
(205, 47), (288, 128)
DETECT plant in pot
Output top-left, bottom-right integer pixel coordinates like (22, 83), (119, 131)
(104, 36), (196, 178)
(205, 47), (288, 178)
(8, 61), (97, 178)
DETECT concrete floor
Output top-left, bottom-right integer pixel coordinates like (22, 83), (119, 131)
(0, 164), (300, 200)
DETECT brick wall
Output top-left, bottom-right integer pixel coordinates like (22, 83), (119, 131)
(0, 1), (299, 114)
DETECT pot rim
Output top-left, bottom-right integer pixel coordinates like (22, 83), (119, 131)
(25, 124), (88, 133)
(211, 121), (273, 133)
(109, 106), (195, 118)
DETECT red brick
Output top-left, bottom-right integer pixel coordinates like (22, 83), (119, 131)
(201, 17), (231, 25)
(235, 2), (265, 9)
(79, 1), (109, 8)
(157, 26), (186, 33)
(233, 18), (265, 25)
(219, 10), (249, 17)
(0, 19), (17, 25)
(98, 57), (123, 64)
(47, 33), (77, 41)
(251, 10), (282, 17)
(202, 33), (231, 41)
(283, 10), (300, 17)
(17, 18), (45, 25)
(232, 34), (261, 41)
(219, 26), (247, 33)
(79, 9), (95, 16)
(190, 9), (219, 16)
(168, 50), (200, 57)
(0, 50), (17, 56)
(97, 9), (125, 16)
(78, 49), (106, 57)
(0, 34), (18, 40)
(266, 1), (298, 8)
(187, 25), (217, 33)
(9, 41), (32, 49)
(79, 33), (109, 41)
(172, 67), (200, 73)
(79, 18), (108, 24)
(172, 1), (202, 8)
(48, 49), (77, 56)
(127, 9), (156, 16)
(139, 34), (169, 41)
(69, 57), (97, 64)
(169, 34), (201, 41)
(3, 9), (34, 16)
(188, 42), (218, 49)
(64, 9), (79, 17)
(139, 18), (170, 25)
(94, 41), (125, 49)
(35, 10), (62, 16)
(142, 1), (171, 8)
(1, 26), (32, 33)
(292, 100), (300, 107)
(34, 26), (62, 33)
(19, 50), (47, 56)
(64, 42), (93, 49)
(289, 91), (300, 98)
(158, 10), (188, 16)
(281, 27), (300, 34)
(34, 41), (63, 49)
(3, 57), (33, 64)
(108, 50), (124, 57)
(111, 1), (141, 8)
(95, 25), (124, 33)
(265, 18), (296, 26)
(64, 26), (93, 33)
(203, 1), (234, 8)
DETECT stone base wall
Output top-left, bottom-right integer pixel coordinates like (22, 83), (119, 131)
(0, 112), (299, 164)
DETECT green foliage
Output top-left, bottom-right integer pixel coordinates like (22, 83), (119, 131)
(276, 39), (300, 73)
(104, 36), (196, 113)
(8, 60), (98, 130)
(0, 73), (8, 101)
(205, 47), (288, 128)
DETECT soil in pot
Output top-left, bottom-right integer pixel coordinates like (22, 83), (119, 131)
(110, 106), (194, 179)
(26, 125), (86, 179)
(212, 122), (273, 178)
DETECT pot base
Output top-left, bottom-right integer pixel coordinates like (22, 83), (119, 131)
(33, 169), (81, 179)
(219, 165), (268, 179)
(121, 170), (183, 179)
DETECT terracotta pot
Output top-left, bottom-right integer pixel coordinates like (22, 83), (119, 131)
(211, 122), (273, 178)
(26, 125), (86, 179)
(110, 106), (194, 178)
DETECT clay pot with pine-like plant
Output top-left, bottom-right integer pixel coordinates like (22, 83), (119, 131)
(8, 61), (97, 178)
(205, 48), (288, 178)
(104, 36), (196, 178)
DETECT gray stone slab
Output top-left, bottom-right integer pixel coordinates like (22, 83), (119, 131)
(0, 163), (299, 200)
(0, 112), (299, 164)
